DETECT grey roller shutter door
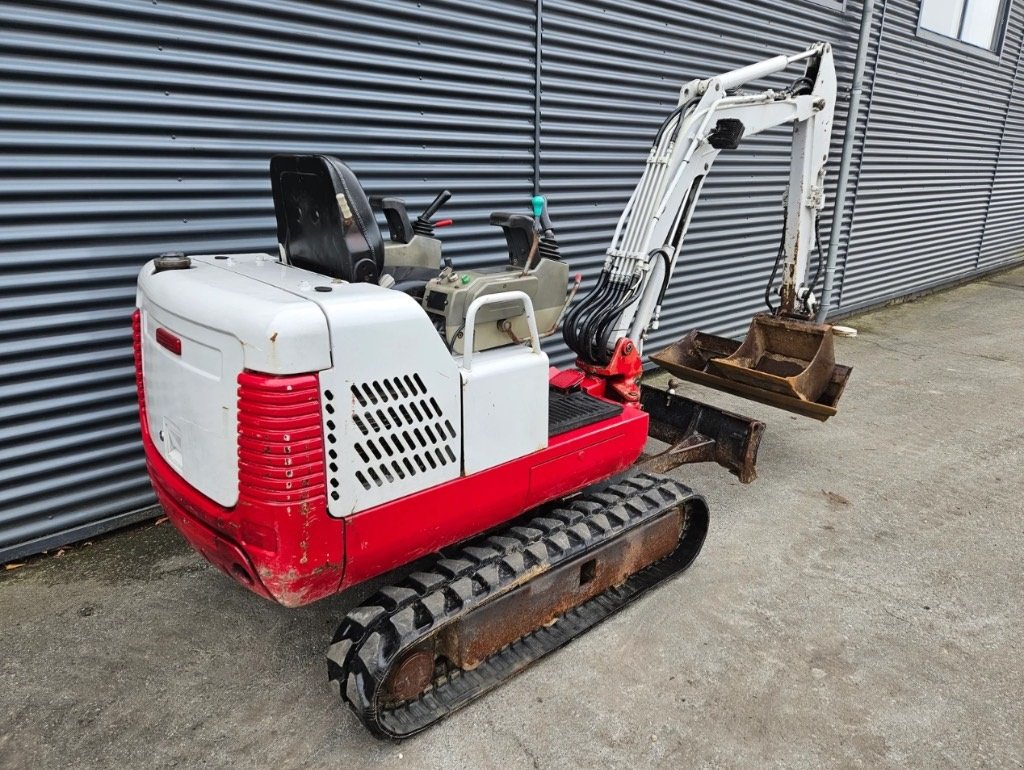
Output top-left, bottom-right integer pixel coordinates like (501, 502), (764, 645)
(3, 0), (1023, 560)
(0, 0), (536, 561)
(980, 10), (1024, 270)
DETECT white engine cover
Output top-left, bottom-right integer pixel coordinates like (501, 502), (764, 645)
(138, 253), (552, 519)
(137, 254), (332, 507)
(314, 284), (463, 516)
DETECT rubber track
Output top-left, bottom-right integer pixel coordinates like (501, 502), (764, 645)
(326, 472), (709, 739)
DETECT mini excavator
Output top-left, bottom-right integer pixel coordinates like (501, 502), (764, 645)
(134, 43), (852, 737)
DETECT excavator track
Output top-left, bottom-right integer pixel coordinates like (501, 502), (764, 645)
(326, 472), (709, 739)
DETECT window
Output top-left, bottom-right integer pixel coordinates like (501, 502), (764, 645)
(919, 0), (1009, 52)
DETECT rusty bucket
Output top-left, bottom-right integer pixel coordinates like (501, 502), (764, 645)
(650, 315), (852, 421)
(708, 314), (835, 402)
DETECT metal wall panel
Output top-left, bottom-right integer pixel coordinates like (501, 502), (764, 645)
(0, 0), (537, 561)
(539, 0), (859, 359)
(979, 9), (1024, 269)
(837, 0), (1024, 309)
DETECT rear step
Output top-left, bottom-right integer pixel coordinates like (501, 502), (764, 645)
(548, 389), (623, 437)
(651, 315), (853, 421)
(326, 473), (708, 739)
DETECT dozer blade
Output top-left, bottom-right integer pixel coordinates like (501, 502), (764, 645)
(650, 315), (852, 421)
(327, 473), (708, 739)
(638, 383), (764, 483)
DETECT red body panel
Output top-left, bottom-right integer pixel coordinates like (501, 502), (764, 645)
(340, 407), (648, 590)
(134, 312), (649, 607)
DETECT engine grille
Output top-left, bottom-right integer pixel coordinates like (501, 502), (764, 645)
(329, 374), (459, 495)
(236, 372), (327, 512)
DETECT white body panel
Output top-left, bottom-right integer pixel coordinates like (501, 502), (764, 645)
(314, 284), (463, 517)
(138, 254), (334, 374)
(458, 345), (549, 475)
(139, 304), (245, 506)
(136, 254), (333, 506)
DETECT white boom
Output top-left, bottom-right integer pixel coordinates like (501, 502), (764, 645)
(563, 43), (837, 364)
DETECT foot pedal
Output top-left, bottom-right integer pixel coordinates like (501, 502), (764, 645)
(548, 390), (623, 437)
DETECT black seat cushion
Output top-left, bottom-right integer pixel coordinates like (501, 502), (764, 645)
(270, 155), (384, 283)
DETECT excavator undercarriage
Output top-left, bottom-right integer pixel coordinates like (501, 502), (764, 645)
(328, 473), (708, 739)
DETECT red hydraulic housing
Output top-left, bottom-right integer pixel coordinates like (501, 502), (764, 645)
(575, 337), (645, 402)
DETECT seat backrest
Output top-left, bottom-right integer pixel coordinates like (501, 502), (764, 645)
(269, 155), (384, 283)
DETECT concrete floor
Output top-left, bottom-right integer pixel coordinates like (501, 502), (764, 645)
(2, 267), (1023, 769)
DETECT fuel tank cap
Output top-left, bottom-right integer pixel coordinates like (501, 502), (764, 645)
(154, 252), (192, 272)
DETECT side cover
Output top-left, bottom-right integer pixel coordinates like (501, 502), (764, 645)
(136, 255), (331, 506)
(314, 284), (463, 516)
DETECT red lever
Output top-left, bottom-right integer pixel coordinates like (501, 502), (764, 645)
(156, 327), (182, 355)
(433, 218), (454, 228)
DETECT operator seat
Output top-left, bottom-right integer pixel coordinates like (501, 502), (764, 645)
(270, 154), (384, 284)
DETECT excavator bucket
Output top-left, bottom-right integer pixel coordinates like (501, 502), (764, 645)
(650, 314), (852, 421)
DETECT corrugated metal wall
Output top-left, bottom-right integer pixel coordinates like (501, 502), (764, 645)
(0, 0), (537, 562)
(838, 0), (1024, 309)
(1, 0), (1022, 560)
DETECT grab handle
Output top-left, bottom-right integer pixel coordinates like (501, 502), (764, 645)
(461, 291), (540, 371)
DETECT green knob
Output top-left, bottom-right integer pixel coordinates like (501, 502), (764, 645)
(531, 195), (545, 218)
(461, 274), (471, 285)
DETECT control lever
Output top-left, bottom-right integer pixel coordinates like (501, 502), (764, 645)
(369, 195), (415, 244)
(531, 194), (562, 262)
(414, 189), (453, 237)
(532, 194), (555, 234)
(489, 212), (537, 268)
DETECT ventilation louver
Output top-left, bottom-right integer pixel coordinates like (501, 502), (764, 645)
(322, 374), (458, 498)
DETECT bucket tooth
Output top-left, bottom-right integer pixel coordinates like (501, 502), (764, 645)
(649, 315), (853, 421)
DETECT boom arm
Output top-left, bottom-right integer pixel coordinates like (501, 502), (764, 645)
(563, 43), (836, 366)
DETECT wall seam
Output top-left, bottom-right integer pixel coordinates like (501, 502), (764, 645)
(534, 0), (543, 196)
(836, 0), (889, 307)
